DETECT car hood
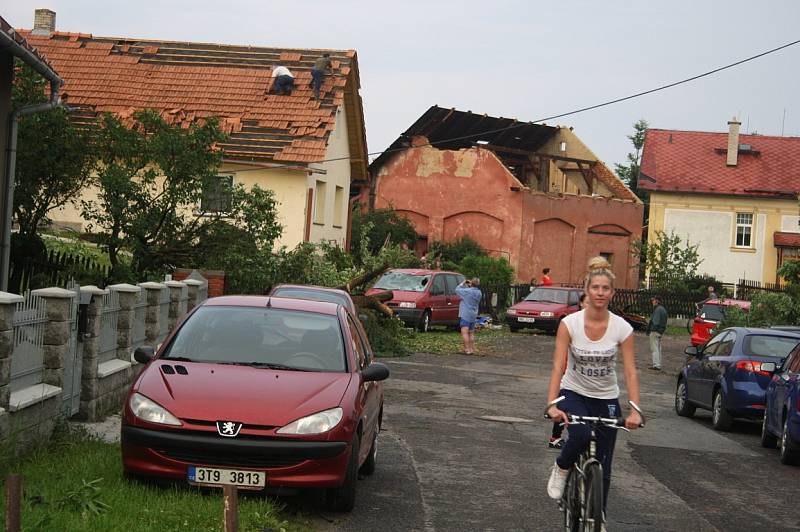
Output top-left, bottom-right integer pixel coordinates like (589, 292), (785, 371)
(365, 288), (424, 302)
(136, 361), (353, 427)
(511, 301), (568, 313)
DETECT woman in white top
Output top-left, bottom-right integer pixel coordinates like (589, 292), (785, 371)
(545, 257), (643, 516)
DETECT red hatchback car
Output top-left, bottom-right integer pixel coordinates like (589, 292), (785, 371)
(690, 298), (751, 347)
(122, 296), (389, 512)
(505, 286), (584, 333)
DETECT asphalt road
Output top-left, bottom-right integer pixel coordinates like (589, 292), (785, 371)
(321, 331), (800, 532)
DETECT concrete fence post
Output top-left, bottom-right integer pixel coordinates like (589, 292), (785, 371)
(0, 292), (22, 439)
(139, 282), (166, 347)
(165, 281), (188, 331)
(183, 279), (203, 311)
(108, 284), (141, 363)
(78, 285), (109, 421)
(30, 287), (76, 391)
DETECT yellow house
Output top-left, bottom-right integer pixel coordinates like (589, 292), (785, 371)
(640, 119), (800, 285)
(22, 9), (368, 250)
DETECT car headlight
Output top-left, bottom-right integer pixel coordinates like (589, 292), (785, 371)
(277, 407), (343, 435)
(398, 302), (416, 309)
(129, 392), (181, 426)
(506, 308), (517, 316)
(540, 312), (554, 317)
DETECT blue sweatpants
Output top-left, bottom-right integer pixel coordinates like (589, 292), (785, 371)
(554, 389), (621, 512)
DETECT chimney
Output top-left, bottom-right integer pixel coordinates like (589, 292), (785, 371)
(32, 8), (56, 36)
(726, 117), (741, 166)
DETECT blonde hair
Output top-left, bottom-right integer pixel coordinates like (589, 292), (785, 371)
(583, 256), (615, 289)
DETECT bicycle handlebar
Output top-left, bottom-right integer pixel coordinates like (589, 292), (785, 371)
(544, 395), (646, 428)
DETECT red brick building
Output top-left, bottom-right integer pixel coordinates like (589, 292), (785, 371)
(360, 107), (643, 287)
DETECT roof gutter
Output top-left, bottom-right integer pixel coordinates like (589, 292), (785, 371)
(0, 28), (64, 291)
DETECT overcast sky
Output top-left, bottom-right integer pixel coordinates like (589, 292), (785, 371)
(5, 1), (800, 171)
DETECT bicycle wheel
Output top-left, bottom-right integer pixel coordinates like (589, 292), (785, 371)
(581, 462), (604, 532)
(562, 468), (581, 532)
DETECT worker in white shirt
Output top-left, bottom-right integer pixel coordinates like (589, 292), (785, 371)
(271, 66), (295, 95)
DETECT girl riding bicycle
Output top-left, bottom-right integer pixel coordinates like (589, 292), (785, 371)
(545, 257), (643, 519)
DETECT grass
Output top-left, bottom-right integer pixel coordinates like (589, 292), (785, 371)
(401, 325), (510, 355)
(0, 426), (313, 532)
(665, 324), (691, 337)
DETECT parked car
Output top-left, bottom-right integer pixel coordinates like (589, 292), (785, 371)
(505, 286), (583, 333)
(121, 295), (389, 512)
(365, 269), (465, 332)
(689, 298), (751, 346)
(269, 283), (358, 316)
(675, 327), (800, 431)
(761, 342), (800, 465)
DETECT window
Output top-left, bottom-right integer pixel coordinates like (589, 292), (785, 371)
(599, 252), (613, 265)
(430, 275), (446, 296)
(200, 175), (233, 213)
(444, 275), (460, 296)
(314, 180), (327, 224)
(346, 316), (368, 369)
(735, 212), (753, 247)
(333, 185), (344, 227)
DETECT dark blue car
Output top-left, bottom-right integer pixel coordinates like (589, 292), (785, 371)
(761, 342), (800, 465)
(675, 327), (800, 431)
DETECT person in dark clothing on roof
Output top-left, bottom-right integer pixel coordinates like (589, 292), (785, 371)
(310, 53), (332, 100)
(271, 65), (295, 95)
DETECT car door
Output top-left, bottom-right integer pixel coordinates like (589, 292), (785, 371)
(427, 274), (449, 324)
(687, 332), (725, 406)
(704, 330), (736, 406)
(772, 346), (800, 434)
(444, 274), (462, 324)
(346, 315), (380, 459)
(566, 290), (581, 315)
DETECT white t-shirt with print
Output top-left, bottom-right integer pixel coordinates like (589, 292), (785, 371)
(559, 309), (633, 400)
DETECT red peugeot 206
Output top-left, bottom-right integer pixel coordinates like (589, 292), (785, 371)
(121, 295), (389, 512)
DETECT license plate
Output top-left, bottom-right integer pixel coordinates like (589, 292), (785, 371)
(518, 317), (536, 323)
(187, 466), (266, 489)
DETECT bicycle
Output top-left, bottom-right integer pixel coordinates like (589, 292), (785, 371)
(545, 396), (645, 532)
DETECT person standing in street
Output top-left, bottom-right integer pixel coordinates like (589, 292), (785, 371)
(455, 277), (482, 355)
(647, 296), (668, 371)
(706, 285), (718, 301)
(540, 268), (553, 286)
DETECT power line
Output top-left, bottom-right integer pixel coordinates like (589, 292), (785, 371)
(234, 37), (800, 172)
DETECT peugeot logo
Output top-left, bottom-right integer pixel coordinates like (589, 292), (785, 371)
(216, 420), (243, 438)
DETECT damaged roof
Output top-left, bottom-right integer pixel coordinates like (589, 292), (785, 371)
(18, 29), (368, 180)
(640, 129), (800, 198)
(1, 16), (60, 84)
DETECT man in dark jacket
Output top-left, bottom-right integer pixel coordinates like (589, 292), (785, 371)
(647, 296), (668, 370)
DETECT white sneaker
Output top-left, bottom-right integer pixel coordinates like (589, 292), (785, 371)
(546, 463), (569, 499)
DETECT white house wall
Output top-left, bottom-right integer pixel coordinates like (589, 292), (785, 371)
(308, 102), (351, 247)
(663, 208), (765, 283)
(781, 215), (800, 233)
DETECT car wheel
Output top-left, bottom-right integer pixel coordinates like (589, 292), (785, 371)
(674, 378), (696, 417)
(779, 415), (799, 465)
(360, 424), (379, 476)
(417, 310), (431, 332)
(327, 435), (360, 512)
(686, 318), (693, 334)
(761, 411), (778, 448)
(711, 389), (733, 431)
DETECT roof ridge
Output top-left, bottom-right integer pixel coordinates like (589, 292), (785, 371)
(648, 128), (800, 141)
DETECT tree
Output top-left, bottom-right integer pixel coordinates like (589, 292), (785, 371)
(82, 110), (282, 280)
(635, 230), (703, 290)
(12, 62), (95, 241)
(428, 236), (487, 267)
(615, 119), (648, 198)
(350, 206), (418, 260)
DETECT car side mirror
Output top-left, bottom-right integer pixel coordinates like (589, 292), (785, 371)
(760, 362), (777, 373)
(362, 361), (390, 382)
(684, 345), (699, 357)
(134, 345), (155, 364)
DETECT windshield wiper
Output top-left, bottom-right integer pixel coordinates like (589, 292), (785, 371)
(163, 356), (194, 362)
(219, 361), (311, 372)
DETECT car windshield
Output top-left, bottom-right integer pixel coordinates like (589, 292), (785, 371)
(373, 272), (431, 292)
(161, 306), (346, 372)
(272, 287), (349, 309)
(699, 303), (725, 321)
(742, 335), (800, 359)
(525, 288), (568, 304)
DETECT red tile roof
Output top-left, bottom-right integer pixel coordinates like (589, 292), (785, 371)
(589, 160), (638, 202)
(19, 30), (366, 170)
(774, 232), (800, 247)
(639, 129), (800, 198)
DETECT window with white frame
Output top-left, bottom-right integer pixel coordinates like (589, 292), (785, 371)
(200, 175), (233, 213)
(314, 180), (327, 224)
(735, 212), (753, 247)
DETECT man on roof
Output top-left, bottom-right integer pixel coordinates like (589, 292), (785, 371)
(310, 53), (332, 100)
(271, 65), (295, 96)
